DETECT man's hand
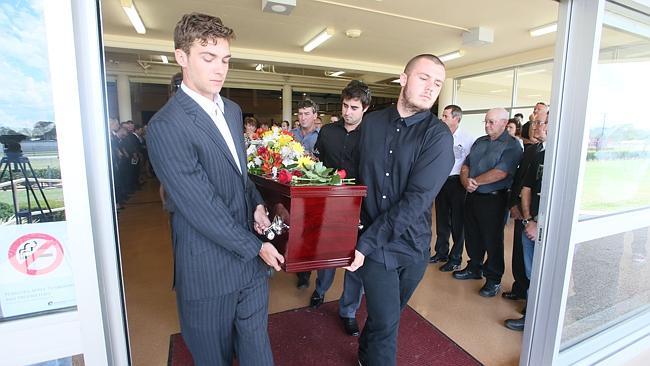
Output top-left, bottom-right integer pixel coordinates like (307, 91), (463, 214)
(510, 206), (523, 220)
(259, 242), (284, 271)
(343, 250), (365, 272)
(525, 221), (538, 241)
(465, 178), (479, 193)
(253, 205), (271, 235)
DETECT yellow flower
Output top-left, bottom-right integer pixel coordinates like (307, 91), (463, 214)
(297, 156), (314, 169)
(277, 134), (293, 147)
(290, 141), (304, 155)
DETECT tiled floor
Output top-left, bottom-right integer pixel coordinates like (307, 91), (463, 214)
(118, 181), (525, 365)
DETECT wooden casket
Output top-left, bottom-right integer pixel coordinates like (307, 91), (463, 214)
(251, 175), (367, 272)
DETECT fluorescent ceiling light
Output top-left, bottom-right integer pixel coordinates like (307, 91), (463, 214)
(255, 64), (264, 71)
(303, 28), (335, 52)
(439, 50), (463, 62)
(529, 23), (557, 37)
(391, 79), (401, 83)
(121, 0), (146, 34)
(329, 71), (345, 77)
(160, 55), (168, 64)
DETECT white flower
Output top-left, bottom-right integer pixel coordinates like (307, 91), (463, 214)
(246, 144), (256, 155)
(253, 157), (262, 166)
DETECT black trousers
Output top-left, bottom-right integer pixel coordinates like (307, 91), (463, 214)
(358, 258), (428, 366)
(464, 191), (508, 283)
(434, 175), (466, 264)
(508, 218), (529, 297)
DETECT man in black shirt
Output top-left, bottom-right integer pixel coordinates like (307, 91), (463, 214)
(505, 114), (549, 331)
(345, 54), (454, 366)
(308, 80), (371, 337)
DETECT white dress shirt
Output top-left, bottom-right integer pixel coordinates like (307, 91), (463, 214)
(181, 83), (242, 173)
(450, 127), (476, 176)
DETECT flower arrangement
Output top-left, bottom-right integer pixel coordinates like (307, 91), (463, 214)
(246, 127), (354, 186)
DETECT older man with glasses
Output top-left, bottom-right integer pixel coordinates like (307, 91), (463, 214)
(453, 108), (523, 297)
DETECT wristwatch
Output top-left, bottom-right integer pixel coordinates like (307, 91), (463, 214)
(522, 218), (534, 226)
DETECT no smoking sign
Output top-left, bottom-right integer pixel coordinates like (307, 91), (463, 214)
(8, 233), (64, 276)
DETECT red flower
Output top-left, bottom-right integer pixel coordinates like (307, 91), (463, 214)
(278, 169), (293, 184)
(292, 170), (303, 177)
(337, 169), (347, 179)
(257, 146), (268, 155)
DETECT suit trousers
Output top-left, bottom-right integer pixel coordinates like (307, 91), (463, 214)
(176, 269), (273, 366)
(434, 175), (466, 264)
(358, 257), (428, 366)
(314, 268), (364, 318)
(464, 191), (508, 283)
(508, 219), (530, 297)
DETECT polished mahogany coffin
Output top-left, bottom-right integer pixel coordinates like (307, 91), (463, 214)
(251, 175), (367, 272)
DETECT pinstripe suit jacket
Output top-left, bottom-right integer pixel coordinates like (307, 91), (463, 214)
(147, 89), (267, 301)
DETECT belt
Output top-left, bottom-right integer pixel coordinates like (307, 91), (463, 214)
(472, 189), (507, 196)
(447, 174), (460, 179)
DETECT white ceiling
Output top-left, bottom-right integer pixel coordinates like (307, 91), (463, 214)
(101, 0), (560, 81)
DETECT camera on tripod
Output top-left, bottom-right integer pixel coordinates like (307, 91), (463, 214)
(0, 134), (53, 224)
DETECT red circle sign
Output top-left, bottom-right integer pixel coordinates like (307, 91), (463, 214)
(8, 233), (64, 276)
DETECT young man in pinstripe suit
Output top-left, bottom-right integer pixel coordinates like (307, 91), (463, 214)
(147, 13), (283, 366)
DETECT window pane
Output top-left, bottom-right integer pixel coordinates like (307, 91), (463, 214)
(458, 113), (487, 140)
(0, 0), (76, 321)
(579, 8), (650, 219)
(561, 226), (650, 348)
(514, 62), (553, 107)
(455, 69), (514, 110)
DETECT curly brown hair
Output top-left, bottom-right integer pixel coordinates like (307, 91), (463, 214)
(174, 13), (235, 55)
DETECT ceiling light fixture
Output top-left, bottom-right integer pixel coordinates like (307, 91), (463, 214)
(329, 71), (345, 77)
(529, 23), (557, 37)
(121, 0), (146, 34)
(262, 0), (296, 15)
(391, 79), (401, 83)
(255, 64), (264, 71)
(303, 28), (335, 52)
(439, 50), (464, 62)
(160, 55), (169, 64)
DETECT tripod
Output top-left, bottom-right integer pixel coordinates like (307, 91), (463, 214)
(0, 150), (53, 225)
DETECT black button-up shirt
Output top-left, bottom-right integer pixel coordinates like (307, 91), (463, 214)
(314, 121), (361, 179)
(357, 105), (454, 270)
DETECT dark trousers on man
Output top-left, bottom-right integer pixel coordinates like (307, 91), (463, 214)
(357, 257), (428, 366)
(464, 191), (508, 284)
(176, 271), (273, 366)
(434, 175), (466, 264)
(508, 218), (530, 297)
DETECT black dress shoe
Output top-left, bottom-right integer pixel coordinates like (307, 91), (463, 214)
(439, 262), (460, 272)
(341, 316), (360, 336)
(452, 267), (483, 280)
(429, 254), (449, 263)
(309, 291), (324, 308)
(504, 315), (526, 331)
(297, 272), (310, 289)
(502, 291), (526, 301)
(479, 281), (501, 297)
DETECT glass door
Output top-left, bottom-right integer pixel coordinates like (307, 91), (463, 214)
(523, 0), (650, 364)
(0, 1), (129, 364)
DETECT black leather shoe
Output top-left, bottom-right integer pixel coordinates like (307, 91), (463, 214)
(309, 291), (324, 308)
(341, 316), (360, 336)
(479, 282), (501, 297)
(504, 315), (526, 331)
(452, 267), (483, 280)
(297, 272), (310, 289)
(439, 262), (460, 272)
(429, 254), (449, 263)
(502, 291), (526, 301)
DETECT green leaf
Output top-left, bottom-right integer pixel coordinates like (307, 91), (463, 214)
(329, 175), (341, 185)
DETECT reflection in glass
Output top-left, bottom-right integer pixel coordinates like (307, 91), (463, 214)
(562, 227), (650, 348)
(579, 10), (650, 218)
(455, 69), (514, 111)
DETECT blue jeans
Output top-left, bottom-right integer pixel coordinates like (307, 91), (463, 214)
(522, 231), (535, 280)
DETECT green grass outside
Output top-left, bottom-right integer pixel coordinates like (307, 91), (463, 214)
(0, 187), (64, 213)
(580, 158), (650, 213)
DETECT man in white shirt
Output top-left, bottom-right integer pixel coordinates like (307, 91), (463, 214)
(430, 105), (476, 272)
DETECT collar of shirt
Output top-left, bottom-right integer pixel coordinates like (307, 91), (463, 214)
(388, 106), (432, 127)
(291, 127), (318, 138)
(333, 120), (362, 133)
(180, 82), (225, 116)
